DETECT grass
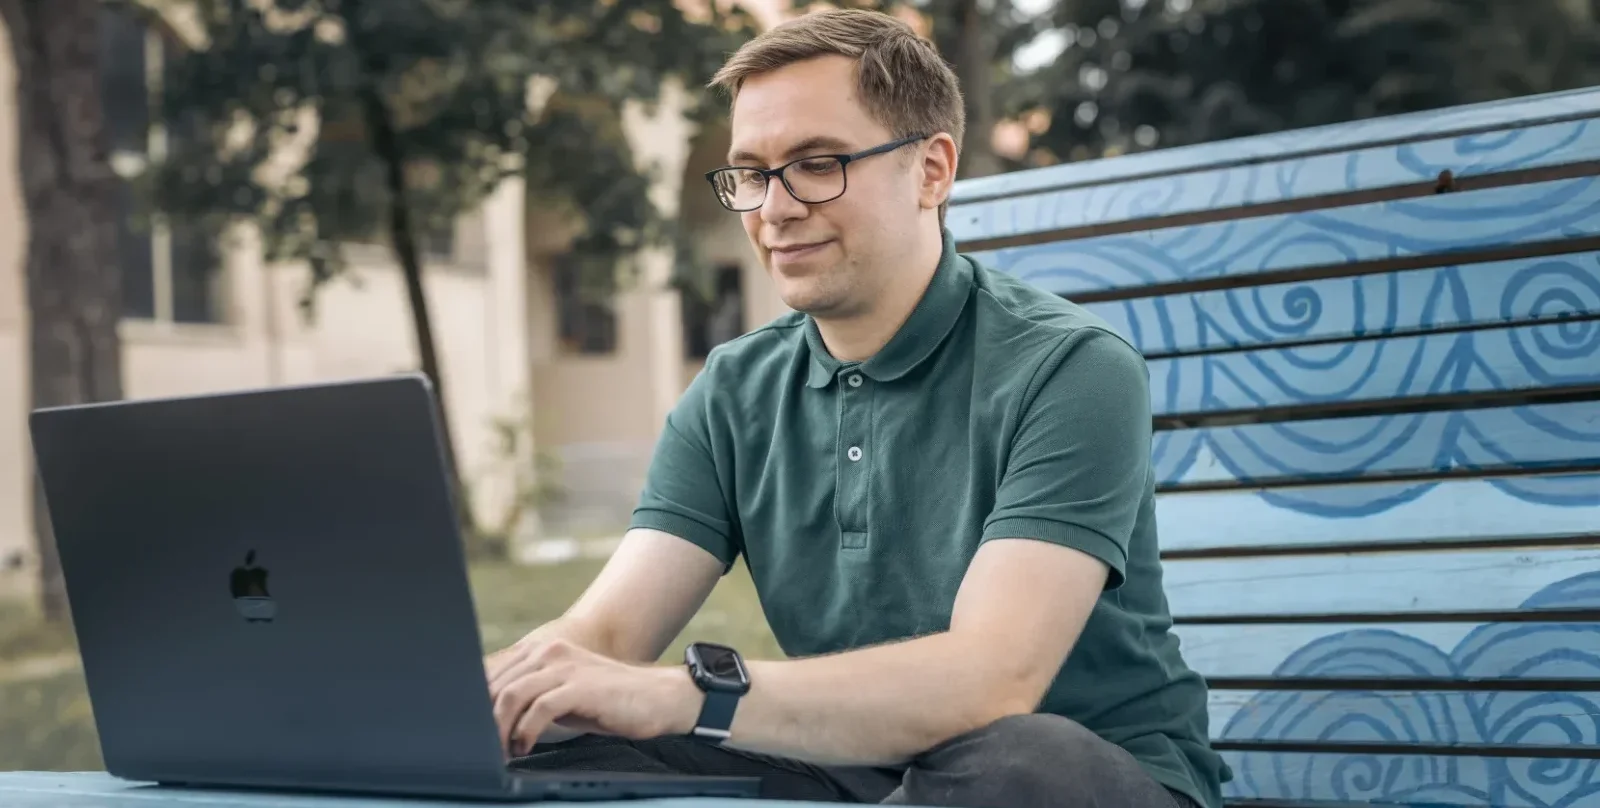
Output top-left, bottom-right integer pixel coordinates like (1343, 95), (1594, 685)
(0, 558), (777, 773)
(0, 598), (78, 661)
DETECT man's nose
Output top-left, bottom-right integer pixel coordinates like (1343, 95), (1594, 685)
(759, 174), (808, 225)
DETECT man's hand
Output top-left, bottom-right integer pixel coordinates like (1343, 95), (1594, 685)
(487, 638), (702, 757)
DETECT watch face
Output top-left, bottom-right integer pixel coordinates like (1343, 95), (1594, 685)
(691, 643), (749, 692)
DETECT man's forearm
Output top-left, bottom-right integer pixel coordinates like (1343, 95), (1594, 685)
(517, 615), (631, 661)
(688, 631), (1038, 767)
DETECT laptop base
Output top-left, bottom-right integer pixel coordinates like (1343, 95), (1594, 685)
(149, 769), (762, 802)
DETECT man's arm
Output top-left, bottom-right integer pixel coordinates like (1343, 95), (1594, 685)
(687, 538), (1108, 766)
(661, 328), (1153, 766)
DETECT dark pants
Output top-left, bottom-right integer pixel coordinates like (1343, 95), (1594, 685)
(509, 713), (1201, 807)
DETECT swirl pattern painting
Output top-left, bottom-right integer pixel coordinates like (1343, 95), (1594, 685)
(1219, 574), (1600, 808)
(1128, 248), (1600, 514)
(949, 87), (1600, 222)
(952, 119), (1600, 244)
(969, 155), (1600, 518)
(976, 176), (1600, 298)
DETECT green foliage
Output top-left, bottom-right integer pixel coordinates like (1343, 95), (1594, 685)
(147, 0), (759, 307)
(1010, 0), (1600, 163)
(849, 0), (1046, 87)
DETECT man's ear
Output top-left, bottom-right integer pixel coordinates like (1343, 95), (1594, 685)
(918, 133), (959, 211)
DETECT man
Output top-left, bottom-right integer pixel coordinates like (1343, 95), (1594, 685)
(485, 9), (1228, 807)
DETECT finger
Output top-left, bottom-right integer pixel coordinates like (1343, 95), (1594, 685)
(511, 683), (582, 757)
(493, 664), (569, 754)
(480, 646), (524, 697)
(489, 638), (572, 697)
(488, 642), (548, 699)
(484, 647), (519, 688)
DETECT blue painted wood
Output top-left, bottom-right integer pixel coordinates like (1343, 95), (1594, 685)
(951, 119), (1600, 243)
(1163, 553), (1600, 619)
(1085, 252), (1600, 358)
(1209, 689), (1600, 749)
(947, 86), (1600, 808)
(971, 177), (1600, 298)
(951, 85), (1600, 206)
(1176, 623), (1600, 682)
(1145, 321), (1600, 420)
(1217, 749), (1597, 807)
(1155, 474), (1600, 550)
(1158, 402), (1600, 487)
(1210, 572), (1600, 807)
(0, 772), (792, 808)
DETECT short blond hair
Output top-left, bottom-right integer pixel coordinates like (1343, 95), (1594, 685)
(710, 8), (966, 158)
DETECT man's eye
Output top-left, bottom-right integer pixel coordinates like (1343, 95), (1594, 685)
(797, 159), (839, 174)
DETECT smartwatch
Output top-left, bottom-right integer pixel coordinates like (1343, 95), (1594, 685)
(684, 642), (750, 743)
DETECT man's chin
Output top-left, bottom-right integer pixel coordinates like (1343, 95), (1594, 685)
(777, 290), (828, 316)
(779, 288), (850, 318)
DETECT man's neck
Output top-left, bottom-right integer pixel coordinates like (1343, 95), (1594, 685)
(814, 232), (943, 363)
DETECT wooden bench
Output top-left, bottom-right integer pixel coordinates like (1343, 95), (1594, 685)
(947, 86), (1600, 808)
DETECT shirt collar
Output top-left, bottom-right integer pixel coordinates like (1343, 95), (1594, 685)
(803, 228), (973, 388)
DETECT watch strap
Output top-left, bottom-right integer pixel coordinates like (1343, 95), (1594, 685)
(691, 689), (740, 742)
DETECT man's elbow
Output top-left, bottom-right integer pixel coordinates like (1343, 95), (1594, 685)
(929, 656), (1057, 748)
(977, 666), (1055, 725)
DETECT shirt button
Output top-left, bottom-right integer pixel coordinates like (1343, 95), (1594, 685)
(847, 446), (863, 462)
(847, 374), (863, 388)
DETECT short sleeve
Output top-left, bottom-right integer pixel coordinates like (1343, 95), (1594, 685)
(981, 328), (1153, 590)
(629, 364), (742, 571)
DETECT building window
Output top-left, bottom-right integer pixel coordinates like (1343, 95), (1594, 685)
(100, 5), (226, 325)
(553, 254), (618, 355)
(681, 264), (744, 359)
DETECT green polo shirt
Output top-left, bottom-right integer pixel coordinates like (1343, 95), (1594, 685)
(630, 228), (1228, 808)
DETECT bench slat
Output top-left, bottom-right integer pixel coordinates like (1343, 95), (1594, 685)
(1218, 749), (1596, 807)
(1164, 549), (1600, 620)
(952, 119), (1600, 244)
(1086, 252), (1600, 359)
(950, 86), (1600, 207)
(1157, 402), (1600, 488)
(1224, 801), (1476, 808)
(1176, 622), (1600, 683)
(973, 177), (1600, 299)
(1209, 689), (1600, 751)
(1155, 473), (1600, 553)
(1145, 322), (1600, 419)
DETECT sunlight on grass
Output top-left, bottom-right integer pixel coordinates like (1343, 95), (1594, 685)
(0, 558), (775, 772)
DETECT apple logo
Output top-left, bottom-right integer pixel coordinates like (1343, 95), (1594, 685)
(230, 550), (276, 623)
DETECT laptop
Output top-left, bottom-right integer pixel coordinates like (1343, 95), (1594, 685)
(27, 374), (761, 802)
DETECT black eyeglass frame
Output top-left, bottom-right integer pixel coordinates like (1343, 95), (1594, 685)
(704, 133), (931, 212)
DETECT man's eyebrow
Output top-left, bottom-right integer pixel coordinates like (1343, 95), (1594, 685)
(727, 135), (855, 165)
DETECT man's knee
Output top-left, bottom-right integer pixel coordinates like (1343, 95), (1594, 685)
(902, 713), (1173, 807)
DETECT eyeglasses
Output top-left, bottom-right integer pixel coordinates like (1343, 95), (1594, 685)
(705, 134), (929, 212)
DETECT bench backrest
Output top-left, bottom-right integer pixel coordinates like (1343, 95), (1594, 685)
(949, 87), (1600, 808)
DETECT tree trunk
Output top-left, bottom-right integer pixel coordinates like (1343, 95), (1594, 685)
(0, 0), (126, 622)
(345, 1), (476, 542)
(954, 0), (1001, 178)
(365, 91), (476, 540)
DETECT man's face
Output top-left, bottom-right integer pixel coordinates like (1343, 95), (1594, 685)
(727, 55), (923, 319)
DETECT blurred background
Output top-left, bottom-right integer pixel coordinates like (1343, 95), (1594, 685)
(2, 0), (1598, 773)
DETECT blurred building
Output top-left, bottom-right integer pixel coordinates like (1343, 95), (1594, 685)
(0, 0), (801, 574)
